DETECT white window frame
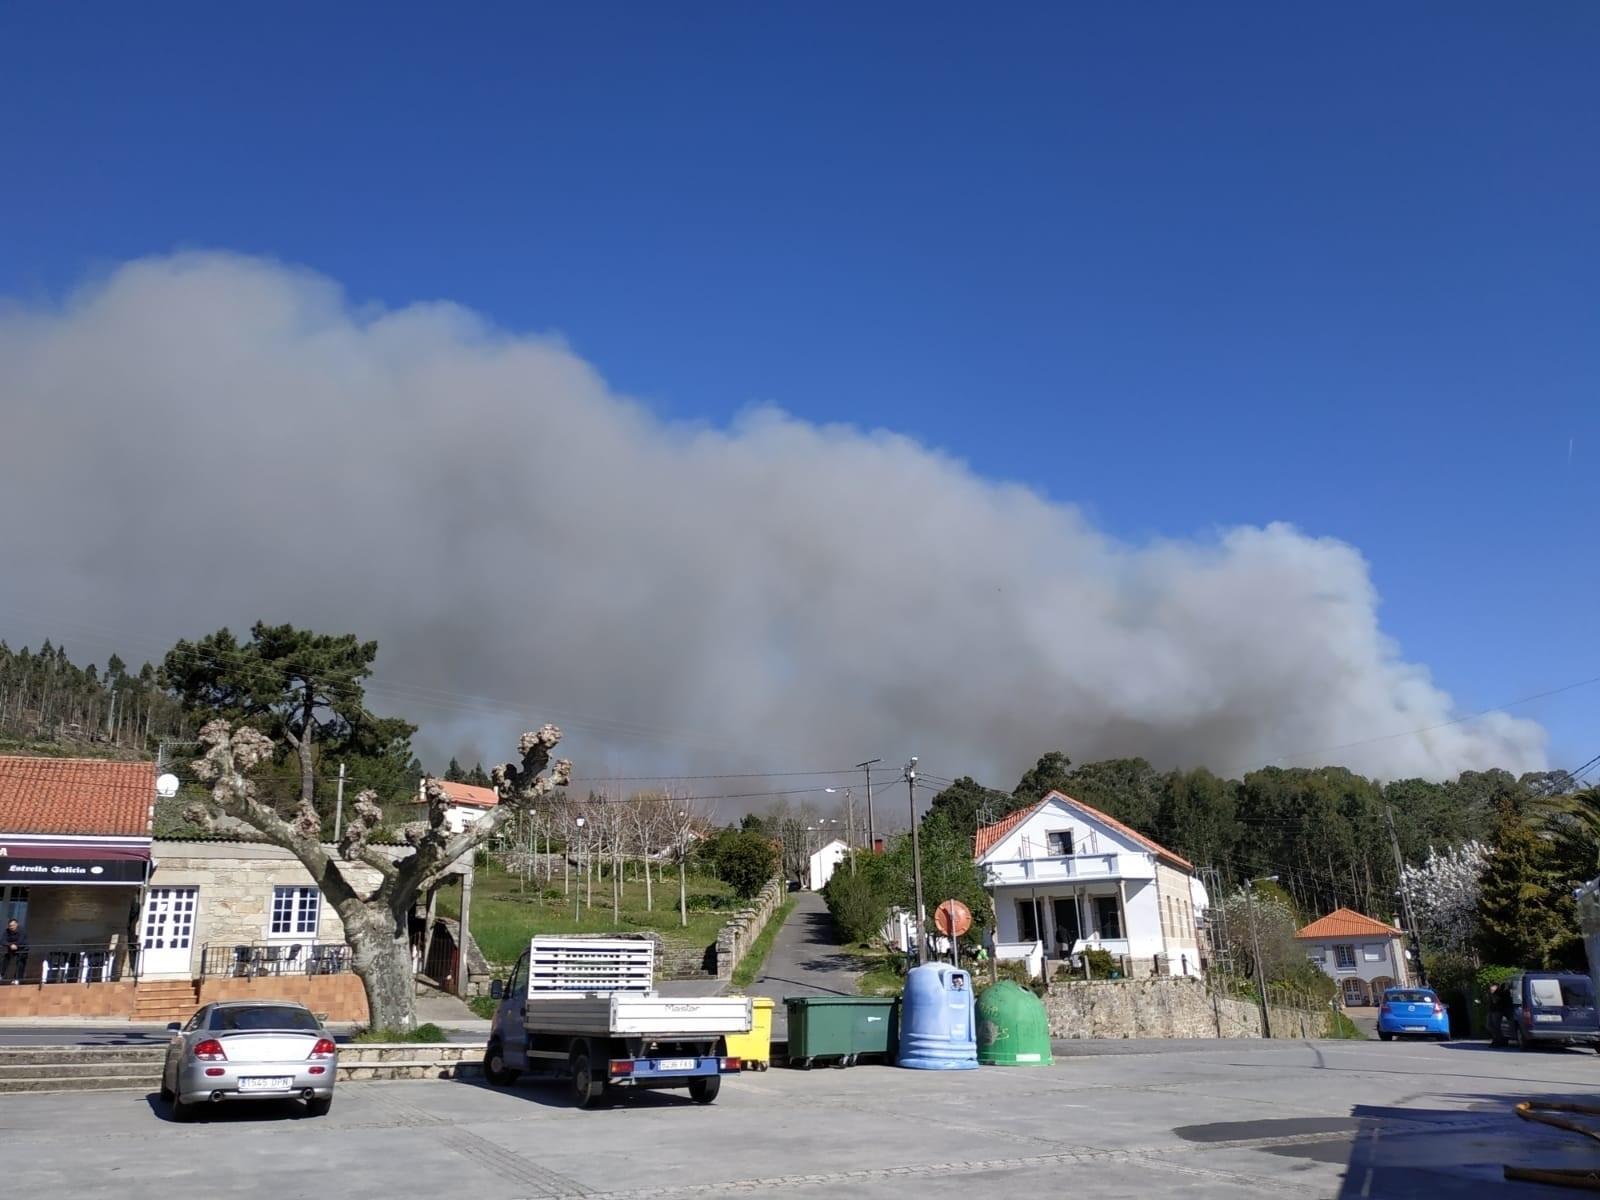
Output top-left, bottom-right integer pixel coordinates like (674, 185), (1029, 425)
(269, 886), (320, 939)
(1333, 944), (1357, 971)
(1045, 830), (1074, 856)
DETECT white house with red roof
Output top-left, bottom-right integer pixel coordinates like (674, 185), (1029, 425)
(420, 779), (498, 835)
(1296, 907), (1411, 1005)
(974, 790), (1208, 979)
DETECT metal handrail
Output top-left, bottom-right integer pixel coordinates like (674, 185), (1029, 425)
(198, 941), (352, 978)
(0, 940), (133, 985)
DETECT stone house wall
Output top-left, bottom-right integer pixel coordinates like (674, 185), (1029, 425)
(149, 839), (384, 978)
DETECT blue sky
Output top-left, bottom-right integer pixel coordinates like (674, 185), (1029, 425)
(3, 3), (1597, 767)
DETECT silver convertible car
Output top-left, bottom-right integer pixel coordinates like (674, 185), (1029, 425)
(160, 1001), (338, 1120)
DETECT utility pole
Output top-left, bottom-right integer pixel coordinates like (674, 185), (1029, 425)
(858, 759), (881, 853)
(1245, 876), (1276, 1039)
(1384, 803), (1427, 987)
(906, 757), (927, 965)
(333, 762), (346, 842)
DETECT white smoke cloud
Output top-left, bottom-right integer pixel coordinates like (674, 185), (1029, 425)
(0, 253), (1545, 791)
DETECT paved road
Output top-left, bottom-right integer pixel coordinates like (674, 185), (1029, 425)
(6, 1038), (1594, 1197)
(746, 890), (859, 1038)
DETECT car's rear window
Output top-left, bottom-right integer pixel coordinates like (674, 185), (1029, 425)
(208, 1005), (320, 1032)
(1530, 977), (1594, 1008)
(1387, 990), (1433, 1003)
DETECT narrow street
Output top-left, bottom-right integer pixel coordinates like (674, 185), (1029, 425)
(746, 890), (860, 1039)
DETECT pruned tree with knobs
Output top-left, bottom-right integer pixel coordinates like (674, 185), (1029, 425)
(189, 719), (571, 1031)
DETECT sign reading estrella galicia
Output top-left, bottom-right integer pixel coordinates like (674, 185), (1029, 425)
(0, 853), (146, 884)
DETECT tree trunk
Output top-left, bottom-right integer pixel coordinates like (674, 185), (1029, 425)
(345, 905), (418, 1033)
(644, 853), (653, 911)
(679, 852), (688, 928)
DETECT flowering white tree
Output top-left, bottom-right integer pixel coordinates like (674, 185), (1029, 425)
(1398, 841), (1488, 955)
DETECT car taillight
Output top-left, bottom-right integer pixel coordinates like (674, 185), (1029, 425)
(308, 1038), (337, 1059)
(192, 1039), (227, 1061)
(1433, 1002), (1444, 1017)
(1379, 1002), (1391, 1014)
(609, 1059), (634, 1077)
(720, 1057), (741, 1071)
(1523, 1007), (1533, 1027)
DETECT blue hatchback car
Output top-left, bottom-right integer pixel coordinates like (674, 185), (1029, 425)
(1377, 987), (1450, 1041)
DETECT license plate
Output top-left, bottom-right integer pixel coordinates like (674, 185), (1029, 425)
(239, 1076), (293, 1092)
(1404, 1026), (1426, 1033)
(657, 1058), (695, 1071)
(1536, 1014), (1563, 1023)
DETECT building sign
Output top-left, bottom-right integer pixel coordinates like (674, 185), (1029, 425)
(0, 840), (149, 886)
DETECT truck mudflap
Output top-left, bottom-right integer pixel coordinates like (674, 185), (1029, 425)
(608, 1055), (741, 1084)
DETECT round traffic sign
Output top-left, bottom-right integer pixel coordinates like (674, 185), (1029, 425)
(934, 899), (972, 937)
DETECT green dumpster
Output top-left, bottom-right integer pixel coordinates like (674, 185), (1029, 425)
(976, 980), (1053, 1066)
(785, 996), (898, 1068)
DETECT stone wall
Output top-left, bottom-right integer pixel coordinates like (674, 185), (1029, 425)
(0, 980), (136, 1019)
(198, 971), (368, 1021)
(1045, 976), (1330, 1040)
(714, 879), (785, 980)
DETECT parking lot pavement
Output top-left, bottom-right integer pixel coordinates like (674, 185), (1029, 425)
(4, 1039), (1597, 1198)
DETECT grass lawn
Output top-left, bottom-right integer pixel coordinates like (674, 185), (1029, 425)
(436, 861), (738, 966)
(849, 946), (906, 997)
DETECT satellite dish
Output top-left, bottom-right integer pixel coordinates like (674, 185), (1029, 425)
(156, 774), (180, 799)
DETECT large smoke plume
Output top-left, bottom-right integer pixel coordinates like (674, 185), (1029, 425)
(0, 253), (1545, 789)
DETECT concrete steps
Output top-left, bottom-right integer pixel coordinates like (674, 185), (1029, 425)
(0, 1042), (492, 1093)
(132, 981), (199, 1024)
(0, 1046), (165, 1094)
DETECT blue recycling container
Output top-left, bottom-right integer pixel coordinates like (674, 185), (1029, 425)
(896, 963), (979, 1070)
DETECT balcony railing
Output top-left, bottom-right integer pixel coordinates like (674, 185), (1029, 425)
(199, 942), (352, 978)
(984, 851), (1154, 886)
(0, 941), (133, 985)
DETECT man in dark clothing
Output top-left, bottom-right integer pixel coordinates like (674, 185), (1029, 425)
(2, 918), (28, 983)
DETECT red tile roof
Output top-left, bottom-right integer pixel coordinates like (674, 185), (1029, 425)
(0, 756), (155, 837)
(973, 790), (1194, 872)
(1296, 908), (1400, 940)
(435, 780), (498, 809)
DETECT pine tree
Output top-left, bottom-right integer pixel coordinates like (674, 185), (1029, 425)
(1476, 794), (1583, 969)
(444, 757), (466, 782)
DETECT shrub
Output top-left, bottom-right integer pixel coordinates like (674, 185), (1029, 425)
(706, 830), (779, 900)
(356, 1022), (448, 1043)
(823, 871), (890, 944)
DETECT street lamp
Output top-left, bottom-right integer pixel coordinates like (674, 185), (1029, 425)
(905, 758), (927, 965)
(1244, 875), (1278, 1039)
(574, 816), (587, 922)
(824, 787), (855, 854)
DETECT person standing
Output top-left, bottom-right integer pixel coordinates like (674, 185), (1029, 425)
(2, 918), (28, 983)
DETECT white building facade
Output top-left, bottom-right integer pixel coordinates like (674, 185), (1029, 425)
(976, 791), (1207, 979)
(808, 838), (849, 891)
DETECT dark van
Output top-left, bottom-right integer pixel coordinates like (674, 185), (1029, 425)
(1488, 972), (1600, 1051)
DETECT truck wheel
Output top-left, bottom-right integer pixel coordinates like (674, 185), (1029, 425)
(688, 1075), (721, 1105)
(570, 1048), (606, 1109)
(483, 1041), (519, 1087)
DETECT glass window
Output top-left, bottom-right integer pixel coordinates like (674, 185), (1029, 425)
(208, 1005), (320, 1032)
(270, 886), (320, 937)
(1333, 944), (1357, 970)
(1095, 895), (1124, 940)
(0, 886), (28, 927)
(510, 952), (529, 998)
(1046, 830), (1074, 856)
(1016, 899), (1040, 942)
(1387, 990), (1434, 1004)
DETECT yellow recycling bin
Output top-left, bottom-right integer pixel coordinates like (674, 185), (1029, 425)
(723, 996), (775, 1071)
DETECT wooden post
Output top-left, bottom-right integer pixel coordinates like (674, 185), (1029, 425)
(419, 886), (439, 981)
(457, 864), (475, 999)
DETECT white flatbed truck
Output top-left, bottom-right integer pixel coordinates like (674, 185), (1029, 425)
(482, 934), (751, 1108)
